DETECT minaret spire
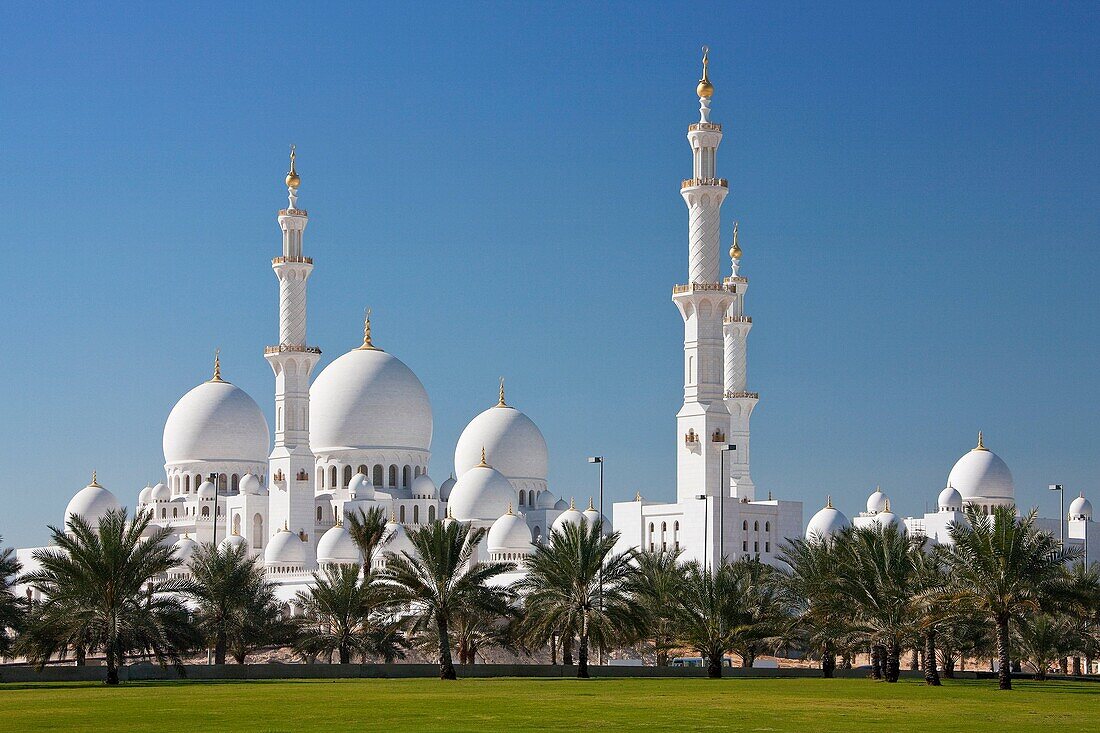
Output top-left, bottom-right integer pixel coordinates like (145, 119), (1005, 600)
(497, 377), (507, 407)
(358, 308), (379, 350)
(210, 349), (224, 383)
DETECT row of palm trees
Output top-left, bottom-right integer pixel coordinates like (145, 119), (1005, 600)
(0, 505), (1097, 689)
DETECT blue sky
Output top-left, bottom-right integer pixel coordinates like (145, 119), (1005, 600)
(1, 2), (1098, 547)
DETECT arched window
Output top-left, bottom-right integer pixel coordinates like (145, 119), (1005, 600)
(765, 542), (771, 553)
(754, 541), (759, 552)
(343, 465), (353, 488)
(399, 505), (406, 523)
(184, 475), (191, 493)
(233, 514), (241, 535)
(402, 465), (411, 487)
(252, 514), (263, 549)
(316, 506), (323, 522)
(358, 464), (368, 476)
(765, 521), (771, 532)
(519, 491), (526, 506)
(317, 472), (324, 490)
(754, 521), (759, 532)
(413, 505), (420, 524)
(232, 474), (240, 492)
(743, 520), (748, 531)
(161, 508), (166, 519)
(428, 506), (436, 522)
(389, 465), (398, 487)
(329, 466), (338, 488)
(172, 507), (178, 518)
(194, 474), (202, 491)
(373, 465), (383, 486)
(201, 505), (210, 518)
(219, 473), (228, 491)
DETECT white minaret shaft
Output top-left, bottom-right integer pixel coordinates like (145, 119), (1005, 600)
(266, 146), (321, 539)
(673, 49), (734, 502)
(723, 223), (757, 500)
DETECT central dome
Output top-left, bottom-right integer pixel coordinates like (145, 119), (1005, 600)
(163, 379), (269, 466)
(454, 394), (547, 482)
(947, 433), (1014, 504)
(310, 347), (432, 454)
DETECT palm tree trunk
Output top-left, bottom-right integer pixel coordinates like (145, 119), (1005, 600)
(885, 641), (901, 683)
(215, 629), (227, 665)
(923, 630), (941, 686)
(996, 615), (1012, 690)
(105, 642), (120, 685)
(577, 610), (590, 679)
(437, 616), (456, 680)
(550, 636), (557, 666)
(942, 649), (956, 679)
(563, 635), (573, 666)
(870, 645), (884, 680)
(75, 645), (86, 667)
(338, 641), (350, 665)
(822, 641), (836, 679)
(707, 645), (723, 679)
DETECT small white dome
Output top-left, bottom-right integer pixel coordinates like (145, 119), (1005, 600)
(947, 433), (1015, 504)
(264, 528), (312, 568)
(442, 508), (458, 529)
(454, 398), (548, 483)
(220, 533), (249, 552)
(866, 488), (888, 514)
(582, 500), (609, 535)
(196, 480), (216, 499)
(150, 482), (171, 501)
(65, 476), (122, 530)
(239, 473), (263, 495)
(1069, 493), (1093, 520)
(875, 510), (906, 533)
(172, 536), (200, 567)
(138, 486), (153, 505)
(439, 475), (457, 501)
(163, 378), (270, 466)
(487, 509), (532, 554)
(383, 521), (416, 558)
(537, 489), (558, 509)
(938, 485), (963, 512)
(411, 474), (437, 498)
(348, 472), (374, 500)
(448, 463), (517, 522)
(317, 524), (361, 565)
(553, 498), (568, 510)
(806, 501), (849, 540)
(551, 500), (585, 535)
(309, 347), (433, 455)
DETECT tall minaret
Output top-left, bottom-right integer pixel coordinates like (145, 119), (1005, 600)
(723, 223), (757, 499)
(673, 48), (735, 501)
(265, 146), (322, 539)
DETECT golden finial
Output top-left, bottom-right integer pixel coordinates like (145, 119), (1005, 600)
(209, 349), (224, 382)
(497, 377), (507, 407)
(975, 431), (988, 451)
(285, 144), (300, 189)
(587, 497), (595, 511)
(885, 498), (891, 512)
(90, 470), (99, 487)
(697, 45), (714, 99)
(730, 221), (742, 261)
(479, 447), (489, 467)
(569, 497), (576, 510)
(390, 509), (397, 523)
(357, 308), (379, 350)
(826, 495), (833, 509)
(506, 502), (513, 515)
(634, 491), (643, 502)
(283, 520), (289, 531)
(231, 526), (239, 536)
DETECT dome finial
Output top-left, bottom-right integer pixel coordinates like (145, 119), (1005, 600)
(635, 491), (643, 502)
(285, 144), (300, 189)
(90, 470), (99, 487)
(730, 221), (742, 264)
(884, 498), (891, 512)
(569, 496), (576, 510)
(697, 45), (714, 99)
(506, 502), (513, 516)
(479, 446), (489, 467)
(825, 494), (832, 509)
(358, 308), (380, 350)
(210, 349), (224, 382)
(975, 431), (988, 451)
(497, 377), (507, 407)
(587, 496), (595, 511)
(283, 519), (289, 531)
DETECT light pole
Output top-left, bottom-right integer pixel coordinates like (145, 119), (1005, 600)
(695, 494), (709, 574)
(587, 456), (604, 666)
(1049, 484), (1064, 547)
(207, 471), (218, 666)
(718, 444), (736, 564)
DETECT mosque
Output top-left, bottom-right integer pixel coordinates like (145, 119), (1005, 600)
(9, 50), (1095, 609)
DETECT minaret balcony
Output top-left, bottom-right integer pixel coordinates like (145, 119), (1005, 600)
(272, 256), (313, 265)
(264, 344), (322, 355)
(672, 282), (736, 295)
(725, 390), (759, 400)
(723, 315), (752, 324)
(681, 177), (728, 190)
(688, 122), (723, 133)
(278, 208), (308, 217)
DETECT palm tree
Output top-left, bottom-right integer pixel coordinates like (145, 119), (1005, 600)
(0, 538), (25, 658)
(1014, 613), (1074, 680)
(726, 558), (789, 668)
(631, 548), (686, 666)
(295, 563), (396, 664)
(1063, 562), (1100, 675)
(937, 615), (992, 678)
(21, 509), (199, 684)
(229, 586), (296, 664)
(345, 507), (390, 566)
(380, 520), (514, 679)
(516, 519), (644, 679)
(943, 505), (1080, 690)
(668, 561), (745, 679)
(779, 534), (851, 678)
(187, 541), (280, 664)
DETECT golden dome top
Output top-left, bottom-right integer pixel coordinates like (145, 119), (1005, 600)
(729, 221), (742, 260)
(697, 46), (714, 99)
(285, 144), (300, 189)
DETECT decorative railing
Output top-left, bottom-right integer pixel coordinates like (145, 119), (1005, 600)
(272, 256), (313, 265)
(725, 390), (760, 399)
(265, 344), (322, 355)
(688, 122), (723, 133)
(725, 275), (747, 284)
(681, 177), (728, 189)
(724, 315), (753, 324)
(278, 208), (308, 216)
(673, 282), (734, 295)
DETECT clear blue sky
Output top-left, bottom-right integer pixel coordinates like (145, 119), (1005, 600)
(2, 2), (1097, 547)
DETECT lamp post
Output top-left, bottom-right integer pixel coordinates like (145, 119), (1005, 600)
(719, 444), (736, 564)
(587, 456), (604, 666)
(1049, 484), (1064, 547)
(207, 471), (218, 666)
(695, 494), (709, 574)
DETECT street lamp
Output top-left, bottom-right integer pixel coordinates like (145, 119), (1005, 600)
(695, 494), (709, 574)
(208, 471), (218, 666)
(1049, 484), (1064, 547)
(587, 456), (604, 666)
(718, 444), (736, 564)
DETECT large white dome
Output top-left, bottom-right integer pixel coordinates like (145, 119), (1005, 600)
(65, 475), (122, 530)
(448, 463), (517, 522)
(806, 500), (848, 540)
(163, 378), (269, 466)
(309, 347), (432, 454)
(947, 433), (1014, 504)
(454, 394), (547, 482)
(316, 524), (361, 565)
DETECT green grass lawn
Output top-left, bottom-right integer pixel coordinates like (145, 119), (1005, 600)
(0, 676), (1096, 732)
